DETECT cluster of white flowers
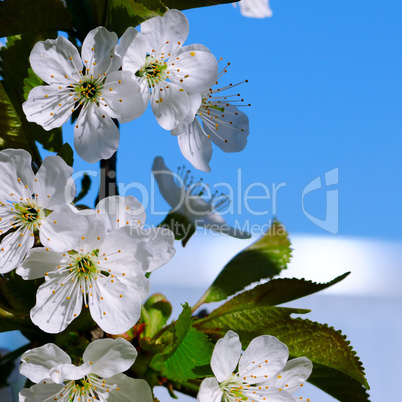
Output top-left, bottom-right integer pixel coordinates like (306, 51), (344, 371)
(8, 8), (313, 402)
(0, 148), (175, 337)
(19, 338), (153, 402)
(22, 9), (249, 170)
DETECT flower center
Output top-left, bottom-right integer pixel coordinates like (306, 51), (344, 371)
(137, 56), (168, 87)
(70, 250), (100, 278)
(220, 374), (248, 401)
(14, 200), (43, 230)
(74, 77), (104, 106)
(44, 374), (118, 402)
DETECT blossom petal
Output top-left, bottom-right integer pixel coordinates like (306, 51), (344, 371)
(239, 335), (289, 383)
(106, 375), (153, 402)
(197, 212), (251, 239)
(0, 227), (34, 274)
(126, 226), (176, 273)
(151, 81), (189, 130)
(34, 155), (75, 207)
(95, 195), (146, 232)
(22, 84), (73, 131)
(81, 26), (121, 77)
(141, 10), (189, 56)
(88, 274), (148, 334)
(20, 343), (71, 383)
(263, 357), (313, 394)
(30, 274), (83, 334)
(74, 103), (120, 163)
(83, 338), (137, 377)
(16, 247), (70, 280)
(152, 156), (185, 209)
(77, 213), (108, 253)
(29, 36), (81, 85)
(0, 149), (34, 196)
(19, 382), (64, 402)
(196, 213), (251, 239)
(170, 92), (200, 129)
(211, 330), (242, 382)
(197, 377), (223, 402)
(39, 205), (89, 252)
(237, 0), (273, 18)
(169, 50), (218, 93)
(119, 28), (148, 72)
(203, 104), (249, 153)
(102, 70), (147, 123)
(177, 119), (212, 172)
(49, 362), (90, 383)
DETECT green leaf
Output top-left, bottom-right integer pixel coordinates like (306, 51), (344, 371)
(65, 0), (105, 42)
(237, 272), (351, 307)
(169, 302), (192, 356)
(57, 143), (75, 168)
(0, 34), (63, 155)
(150, 303), (214, 382)
(163, 0), (235, 12)
(308, 362), (370, 401)
(194, 286), (309, 338)
(0, 0), (72, 37)
(194, 220), (291, 308)
(155, 328), (214, 382)
(106, 0), (167, 36)
(0, 81), (32, 152)
(264, 318), (369, 395)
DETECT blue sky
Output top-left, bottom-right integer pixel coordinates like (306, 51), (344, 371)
(55, 0), (402, 241)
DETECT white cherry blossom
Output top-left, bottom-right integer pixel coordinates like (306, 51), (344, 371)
(22, 27), (147, 163)
(152, 157), (250, 239)
(117, 9), (219, 130)
(19, 338), (153, 402)
(198, 330), (313, 402)
(172, 63), (249, 172)
(91, 195), (176, 273)
(16, 196), (174, 334)
(233, 0), (273, 18)
(0, 149), (87, 274)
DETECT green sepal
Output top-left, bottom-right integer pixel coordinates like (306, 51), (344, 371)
(193, 220), (291, 308)
(159, 212), (196, 246)
(23, 68), (42, 101)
